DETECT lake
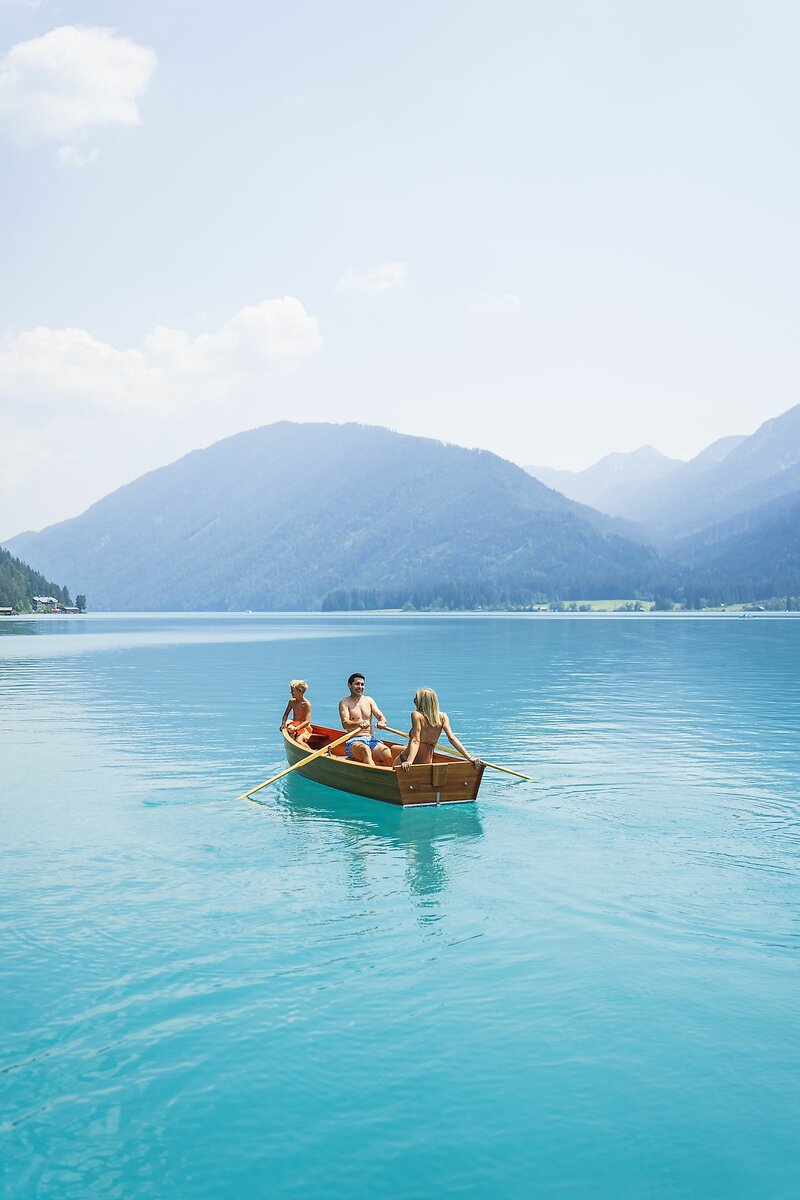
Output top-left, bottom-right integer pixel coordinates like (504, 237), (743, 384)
(2, 612), (799, 1199)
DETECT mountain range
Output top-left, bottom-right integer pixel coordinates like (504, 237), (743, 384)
(527, 406), (800, 544)
(526, 404), (800, 593)
(5, 404), (800, 611)
(4, 423), (664, 611)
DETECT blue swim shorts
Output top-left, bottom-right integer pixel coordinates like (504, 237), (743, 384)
(345, 735), (382, 759)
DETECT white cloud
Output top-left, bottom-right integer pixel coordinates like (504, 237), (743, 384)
(0, 297), (323, 421)
(475, 292), (523, 313)
(336, 262), (410, 295)
(209, 297), (323, 360)
(0, 326), (158, 415)
(144, 297), (323, 374)
(0, 297), (324, 537)
(0, 24), (156, 162)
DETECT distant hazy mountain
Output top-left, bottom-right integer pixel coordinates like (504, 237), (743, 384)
(524, 463), (581, 497)
(579, 434), (745, 529)
(682, 434), (747, 473)
(628, 406), (800, 538)
(525, 409), (800, 542)
(6, 423), (664, 611)
(526, 446), (681, 512)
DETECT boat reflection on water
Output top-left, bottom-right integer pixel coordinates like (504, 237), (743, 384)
(281, 773), (484, 911)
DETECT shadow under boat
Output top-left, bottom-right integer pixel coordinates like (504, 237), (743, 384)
(280, 771), (484, 902)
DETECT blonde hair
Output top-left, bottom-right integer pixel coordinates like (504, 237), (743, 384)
(414, 687), (441, 727)
(289, 679), (308, 693)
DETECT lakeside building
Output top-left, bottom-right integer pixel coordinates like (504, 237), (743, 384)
(32, 596), (62, 613)
(2, 599), (82, 615)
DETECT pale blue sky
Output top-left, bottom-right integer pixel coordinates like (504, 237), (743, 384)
(2, 0), (799, 538)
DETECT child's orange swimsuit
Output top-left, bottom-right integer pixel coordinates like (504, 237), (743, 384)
(287, 720), (312, 745)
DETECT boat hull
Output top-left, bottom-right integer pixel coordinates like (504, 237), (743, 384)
(282, 724), (485, 807)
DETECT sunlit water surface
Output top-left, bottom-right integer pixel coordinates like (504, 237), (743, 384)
(2, 613), (799, 1199)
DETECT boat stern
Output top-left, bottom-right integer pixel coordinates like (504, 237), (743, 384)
(394, 759), (485, 805)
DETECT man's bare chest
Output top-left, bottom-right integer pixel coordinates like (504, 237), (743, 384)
(345, 698), (371, 722)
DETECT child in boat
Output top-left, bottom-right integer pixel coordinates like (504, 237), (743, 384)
(395, 687), (480, 771)
(280, 679), (312, 745)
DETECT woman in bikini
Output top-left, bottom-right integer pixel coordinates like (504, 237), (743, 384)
(395, 687), (480, 771)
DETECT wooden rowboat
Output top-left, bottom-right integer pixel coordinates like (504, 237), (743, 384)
(282, 723), (486, 807)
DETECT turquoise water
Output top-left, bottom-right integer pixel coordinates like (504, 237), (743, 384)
(2, 612), (799, 1199)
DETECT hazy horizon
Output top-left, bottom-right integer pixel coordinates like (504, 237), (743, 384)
(3, 1), (800, 539)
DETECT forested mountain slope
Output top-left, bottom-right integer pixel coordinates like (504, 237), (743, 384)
(0, 546), (73, 612)
(676, 491), (800, 599)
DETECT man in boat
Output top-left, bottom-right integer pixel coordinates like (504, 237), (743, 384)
(338, 673), (394, 767)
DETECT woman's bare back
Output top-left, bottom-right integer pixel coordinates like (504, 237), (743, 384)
(406, 712), (446, 764)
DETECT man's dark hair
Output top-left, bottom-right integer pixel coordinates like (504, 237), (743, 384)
(348, 672), (365, 686)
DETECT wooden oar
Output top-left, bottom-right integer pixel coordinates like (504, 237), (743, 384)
(382, 725), (534, 782)
(236, 729), (353, 802)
